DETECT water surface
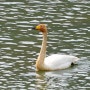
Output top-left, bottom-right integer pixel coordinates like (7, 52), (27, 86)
(0, 0), (90, 90)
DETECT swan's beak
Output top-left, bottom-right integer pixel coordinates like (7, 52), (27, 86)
(32, 25), (40, 31)
(35, 25), (40, 30)
(32, 27), (36, 30)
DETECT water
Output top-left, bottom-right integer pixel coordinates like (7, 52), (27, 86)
(0, 0), (90, 90)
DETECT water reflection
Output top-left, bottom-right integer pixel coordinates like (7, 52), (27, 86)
(0, 0), (90, 89)
(36, 63), (90, 90)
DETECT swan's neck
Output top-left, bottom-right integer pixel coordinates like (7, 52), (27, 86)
(36, 32), (47, 70)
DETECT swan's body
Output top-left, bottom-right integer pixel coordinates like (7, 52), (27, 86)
(34, 24), (79, 71)
(44, 54), (79, 70)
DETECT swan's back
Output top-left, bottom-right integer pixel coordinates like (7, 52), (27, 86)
(44, 54), (79, 70)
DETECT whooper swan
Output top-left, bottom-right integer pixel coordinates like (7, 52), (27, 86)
(33, 24), (79, 71)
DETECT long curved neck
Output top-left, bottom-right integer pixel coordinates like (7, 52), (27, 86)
(36, 32), (47, 70)
(39, 32), (47, 60)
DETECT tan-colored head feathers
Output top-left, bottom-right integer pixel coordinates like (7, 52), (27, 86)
(35, 24), (47, 33)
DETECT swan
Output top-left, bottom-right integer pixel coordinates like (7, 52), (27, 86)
(33, 24), (79, 71)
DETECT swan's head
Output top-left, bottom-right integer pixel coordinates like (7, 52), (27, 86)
(34, 24), (47, 33)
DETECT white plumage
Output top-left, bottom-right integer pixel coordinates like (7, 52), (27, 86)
(44, 54), (79, 70)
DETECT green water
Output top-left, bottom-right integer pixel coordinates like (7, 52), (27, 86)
(0, 0), (90, 90)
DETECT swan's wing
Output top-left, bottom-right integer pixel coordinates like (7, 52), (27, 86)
(44, 54), (79, 70)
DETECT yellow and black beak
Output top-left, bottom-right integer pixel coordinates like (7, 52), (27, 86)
(36, 25), (41, 30)
(32, 25), (40, 30)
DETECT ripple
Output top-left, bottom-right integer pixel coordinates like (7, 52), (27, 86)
(19, 41), (35, 45)
(1, 2), (24, 5)
(1, 56), (19, 60)
(0, 38), (13, 41)
(4, 42), (17, 45)
(0, 1), (90, 90)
